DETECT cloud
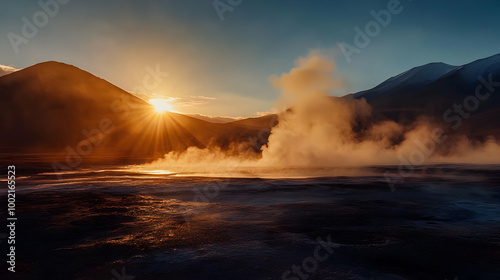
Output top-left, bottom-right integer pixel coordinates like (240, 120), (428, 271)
(0, 64), (20, 77)
(174, 95), (216, 107)
(129, 92), (217, 108)
(254, 111), (277, 117)
(187, 113), (244, 123)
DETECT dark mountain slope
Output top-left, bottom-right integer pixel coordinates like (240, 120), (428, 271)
(353, 54), (500, 137)
(0, 62), (273, 163)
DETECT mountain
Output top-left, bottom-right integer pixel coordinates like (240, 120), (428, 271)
(2, 54), (500, 166)
(0, 62), (274, 164)
(353, 54), (500, 138)
(354, 62), (458, 102)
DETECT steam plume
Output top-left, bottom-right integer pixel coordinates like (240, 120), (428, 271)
(139, 51), (500, 175)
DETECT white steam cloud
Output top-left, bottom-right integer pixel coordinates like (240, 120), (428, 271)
(137, 51), (500, 176)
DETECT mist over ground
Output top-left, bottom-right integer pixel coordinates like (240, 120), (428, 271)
(141, 51), (500, 175)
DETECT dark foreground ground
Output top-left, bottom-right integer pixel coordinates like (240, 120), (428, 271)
(1, 165), (500, 280)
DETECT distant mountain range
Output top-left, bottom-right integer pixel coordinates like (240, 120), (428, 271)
(0, 62), (275, 164)
(1, 54), (500, 164)
(353, 53), (500, 137)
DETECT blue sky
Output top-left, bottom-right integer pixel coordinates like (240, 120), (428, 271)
(1, 0), (500, 116)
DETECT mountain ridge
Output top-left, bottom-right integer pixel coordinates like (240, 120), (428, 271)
(0, 61), (274, 164)
(352, 53), (500, 138)
(2, 54), (500, 165)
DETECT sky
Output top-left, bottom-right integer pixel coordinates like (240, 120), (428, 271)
(1, 0), (500, 117)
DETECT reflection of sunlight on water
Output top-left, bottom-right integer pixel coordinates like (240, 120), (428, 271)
(127, 165), (375, 179)
(0, 176), (30, 182)
(25, 164), (500, 195)
(122, 165), (178, 176)
(39, 167), (175, 178)
(35, 163), (377, 181)
(60, 196), (225, 251)
(134, 169), (175, 175)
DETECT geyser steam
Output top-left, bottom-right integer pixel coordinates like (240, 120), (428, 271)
(140, 51), (500, 174)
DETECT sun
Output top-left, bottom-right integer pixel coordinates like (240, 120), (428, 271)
(149, 98), (174, 113)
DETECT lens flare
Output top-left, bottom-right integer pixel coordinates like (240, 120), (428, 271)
(149, 98), (174, 113)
